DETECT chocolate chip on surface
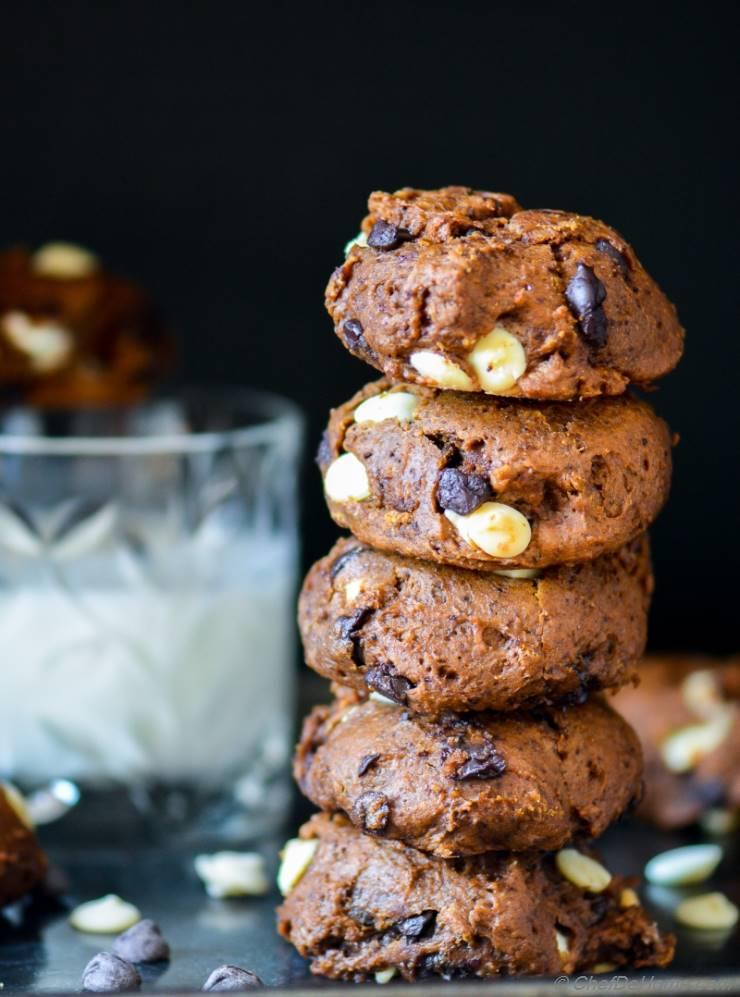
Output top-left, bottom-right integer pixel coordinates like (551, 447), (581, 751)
(396, 909), (437, 940)
(315, 430), (332, 467)
(453, 743), (507, 781)
(437, 468), (494, 515)
(365, 662), (413, 704)
(113, 919), (170, 963)
(357, 753), (380, 776)
(565, 262), (608, 348)
(335, 607), (372, 666)
(353, 791), (390, 833)
(329, 544), (366, 580)
(343, 318), (365, 348)
(594, 238), (629, 275)
(367, 220), (410, 250)
(82, 953), (141, 993)
(203, 966), (263, 991)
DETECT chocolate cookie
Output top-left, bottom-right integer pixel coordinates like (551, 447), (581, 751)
(277, 813), (674, 981)
(319, 380), (672, 569)
(295, 693), (643, 856)
(326, 187), (683, 400)
(0, 784), (47, 906)
(0, 243), (172, 407)
(300, 536), (651, 714)
(613, 655), (740, 830)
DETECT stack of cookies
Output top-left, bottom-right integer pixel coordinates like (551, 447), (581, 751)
(278, 187), (683, 981)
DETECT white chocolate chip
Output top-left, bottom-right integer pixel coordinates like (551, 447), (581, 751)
(675, 892), (739, 931)
(445, 502), (532, 559)
(700, 808), (740, 836)
(681, 669), (724, 720)
(493, 567), (542, 579)
(324, 453), (371, 502)
(556, 849), (612, 893)
(2, 311), (72, 372)
(344, 231), (368, 255)
(554, 929), (570, 959)
(467, 326), (526, 394)
(277, 838), (318, 896)
(591, 963), (617, 974)
(1, 782), (33, 829)
(409, 351), (474, 391)
(194, 851), (269, 898)
(369, 691), (398, 707)
(374, 968), (397, 984)
(620, 888), (640, 908)
(69, 894), (141, 934)
(645, 844), (723, 887)
(31, 242), (99, 278)
(343, 578), (365, 603)
(660, 706), (733, 773)
(354, 391), (418, 425)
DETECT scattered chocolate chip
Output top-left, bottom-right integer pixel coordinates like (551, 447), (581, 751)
(565, 263), (608, 348)
(329, 544), (366, 580)
(336, 607), (372, 666)
(348, 904), (376, 927)
(396, 909), (437, 940)
(453, 743), (507, 781)
(203, 966), (263, 991)
(595, 238), (629, 275)
(82, 953), (141, 993)
(113, 919), (170, 964)
(688, 777), (727, 808)
(437, 468), (494, 515)
(343, 318), (365, 348)
(367, 220), (411, 250)
(315, 430), (332, 467)
(365, 662), (414, 704)
(357, 752), (381, 776)
(589, 893), (612, 923)
(353, 791), (390, 833)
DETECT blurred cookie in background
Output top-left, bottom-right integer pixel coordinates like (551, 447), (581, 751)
(612, 654), (740, 831)
(0, 243), (173, 407)
(0, 783), (47, 907)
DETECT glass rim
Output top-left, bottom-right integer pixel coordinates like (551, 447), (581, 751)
(0, 386), (304, 457)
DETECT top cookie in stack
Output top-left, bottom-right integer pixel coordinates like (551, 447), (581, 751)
(326, 186), (683, 400)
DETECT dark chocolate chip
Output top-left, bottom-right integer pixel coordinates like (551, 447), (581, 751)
(203, 966), (263, 991)
(357, 753), (380, 776)
(113, 919), (170, 964)
(353, 791), (390, 833)
(329, 545), (366, 580)
(688, 777), (726, 808)
(453, 743), (507, 781)
(595, 238), (629, 275)
(343, 318), (365, 348)
(348, 905), (376, 927)
(335, 607), (372, 666)
(437, 468), (494, 515)
(315, 430), (332, 468)
(395, 909), (437, 940)
(82, 953), (141, 993)
(565, 262), (608, 348)
(589, 893), (612, 923)
(367, 220), (411, 250)
(365, 662), (414, 704)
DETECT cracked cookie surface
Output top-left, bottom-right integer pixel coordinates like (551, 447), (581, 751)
(326, 187), (684, 400)
(294, 693), (643, 856)
(277, 813), (674, 981)
(300, 536), (651, 714)
(319, 380), (672, 569)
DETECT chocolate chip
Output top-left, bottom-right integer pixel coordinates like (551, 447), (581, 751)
(396, 909), (437, 940)
(82, 953), (141, 993)
(353, 791), (390, 833)
(365, 662), (414, 704)
(453, 743), (507, 781)
(343, 318), (365, 348)
(315, 430), (332, 467)
(335, 607), (372, 666)
(367, 220), (410, 250)
(348, 905), (376, 927)
(113, 919), (170, 964)
(565, 263), (608, 348)
(357, 753), (380, 776)
(595, 238), (629, 275)
(203, 966), (263, 991)
(589, 893), (612, 923)
(437, 468), (494, 515)
(329, 544), (366, 580)
(688, 777), (726, 808)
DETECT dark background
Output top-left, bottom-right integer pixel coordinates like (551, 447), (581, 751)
(1, 1), (737, 652)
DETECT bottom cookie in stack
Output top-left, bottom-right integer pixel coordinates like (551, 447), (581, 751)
(0, 783), (47, 906)
(277, 813), (674, 982)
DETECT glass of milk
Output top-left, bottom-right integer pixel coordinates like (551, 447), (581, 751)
(0, 389), (303, 841)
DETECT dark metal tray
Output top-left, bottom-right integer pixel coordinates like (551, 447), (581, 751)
(1, 814), (738, 995)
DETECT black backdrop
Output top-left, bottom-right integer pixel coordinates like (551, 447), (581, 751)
(2, 1), (738, 652)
